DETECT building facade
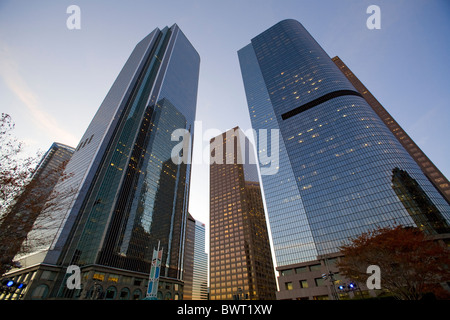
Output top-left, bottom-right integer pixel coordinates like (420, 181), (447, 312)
(184, 214), (208, 300)
(332, 56), (450, 205)
(0, 142), (74, 276)
(275, 252), (363, 301)
(238, 19), (450, 299)
(3, 24), (200, 300)
(183, 214), (196, 300)
(209, 127), (277, 300)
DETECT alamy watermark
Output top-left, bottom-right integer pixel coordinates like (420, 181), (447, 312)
(66, 5), (381, 31)
(366, 264), (381, 289)
(66, 265), (81, 290)
(170, 123), (280, 176)
(66, 5), (81, 30)
(366, 5), (381, 30)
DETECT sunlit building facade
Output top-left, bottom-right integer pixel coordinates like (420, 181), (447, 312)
(209, 127), (277, 300)
(4, 24), (200, 300)
(238, 19), (450, 299)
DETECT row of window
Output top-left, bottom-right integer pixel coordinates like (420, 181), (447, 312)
(279, 263), (323, 276)
(29, 283), (178, 300)
(76, 134), (94, 151)
(284, 273), (342, 292)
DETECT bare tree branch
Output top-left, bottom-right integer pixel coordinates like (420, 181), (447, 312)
(0, 114), (75, 275)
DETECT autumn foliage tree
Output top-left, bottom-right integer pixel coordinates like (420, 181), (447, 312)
(337, 225), (450, 300)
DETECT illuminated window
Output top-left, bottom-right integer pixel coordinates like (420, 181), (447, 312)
(108, 274), (119, 283)
(300, 280), (308, 288)
(285, 282), (293, 290)
(93, 273), (105, 281)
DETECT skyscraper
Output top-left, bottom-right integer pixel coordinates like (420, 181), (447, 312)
(391, 167), (450, 234)
(209, 127), (277, 300)
(0, 142), (74, 276)
(4, 24), (199, 300)
(191, 219), (208, 300)
(184, 214), (208, 300)
(238, 19), (450, 299)
(332, 56), (450, 205)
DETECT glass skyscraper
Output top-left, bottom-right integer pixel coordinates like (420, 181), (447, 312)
(4, 24), (199, 300)
(238, 18), (450, 275)
(184, 214), (208, 300)
(191, 220), (208, 300)
(332, 56), (450, 205)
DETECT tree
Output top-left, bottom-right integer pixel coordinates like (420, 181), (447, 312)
(0, 113), (39, 215)
(337, 225), (450, 300)
(0, 114), (75, 276)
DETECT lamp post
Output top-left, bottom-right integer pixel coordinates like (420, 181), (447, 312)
(337, 282), (361, 299)
(321, 271), (339, 300)
(0, 278), (27, 299)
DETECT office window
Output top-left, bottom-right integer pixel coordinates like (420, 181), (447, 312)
(93, 272), (105, 281)
(108, 274), (119, 283)
(40, 271), (56, 280)
(285, 282), (293, 290)
(295, 266), (308, 274)
(310, 264), (322, 271)
(281, 269), (293, 276)
(314, 278), (325, 286)
(299, 280), (308, 288)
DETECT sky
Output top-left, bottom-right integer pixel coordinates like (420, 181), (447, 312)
(1, 0), (449, 255)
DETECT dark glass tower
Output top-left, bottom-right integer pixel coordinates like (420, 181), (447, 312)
(238, 19), (450, 271)
(58, 24), (199, 298)
(4, 24), (199, 300)
(392, 167), (450, 234)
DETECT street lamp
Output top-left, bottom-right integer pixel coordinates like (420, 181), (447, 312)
(337, 282), (361, 298)
(321, 271), (339, 300)
(0, 278), (27, 298)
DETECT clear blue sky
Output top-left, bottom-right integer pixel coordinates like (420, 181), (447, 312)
(1, 0), (449, 242)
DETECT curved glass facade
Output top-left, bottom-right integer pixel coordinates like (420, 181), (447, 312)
(238, 19), (450, 266)
(238, 44), (317, 266)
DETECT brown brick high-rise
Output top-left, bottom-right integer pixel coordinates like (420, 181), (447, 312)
(209, 127), (277, 300)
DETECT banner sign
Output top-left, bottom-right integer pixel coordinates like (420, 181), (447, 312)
(146, 242), (163, 299)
